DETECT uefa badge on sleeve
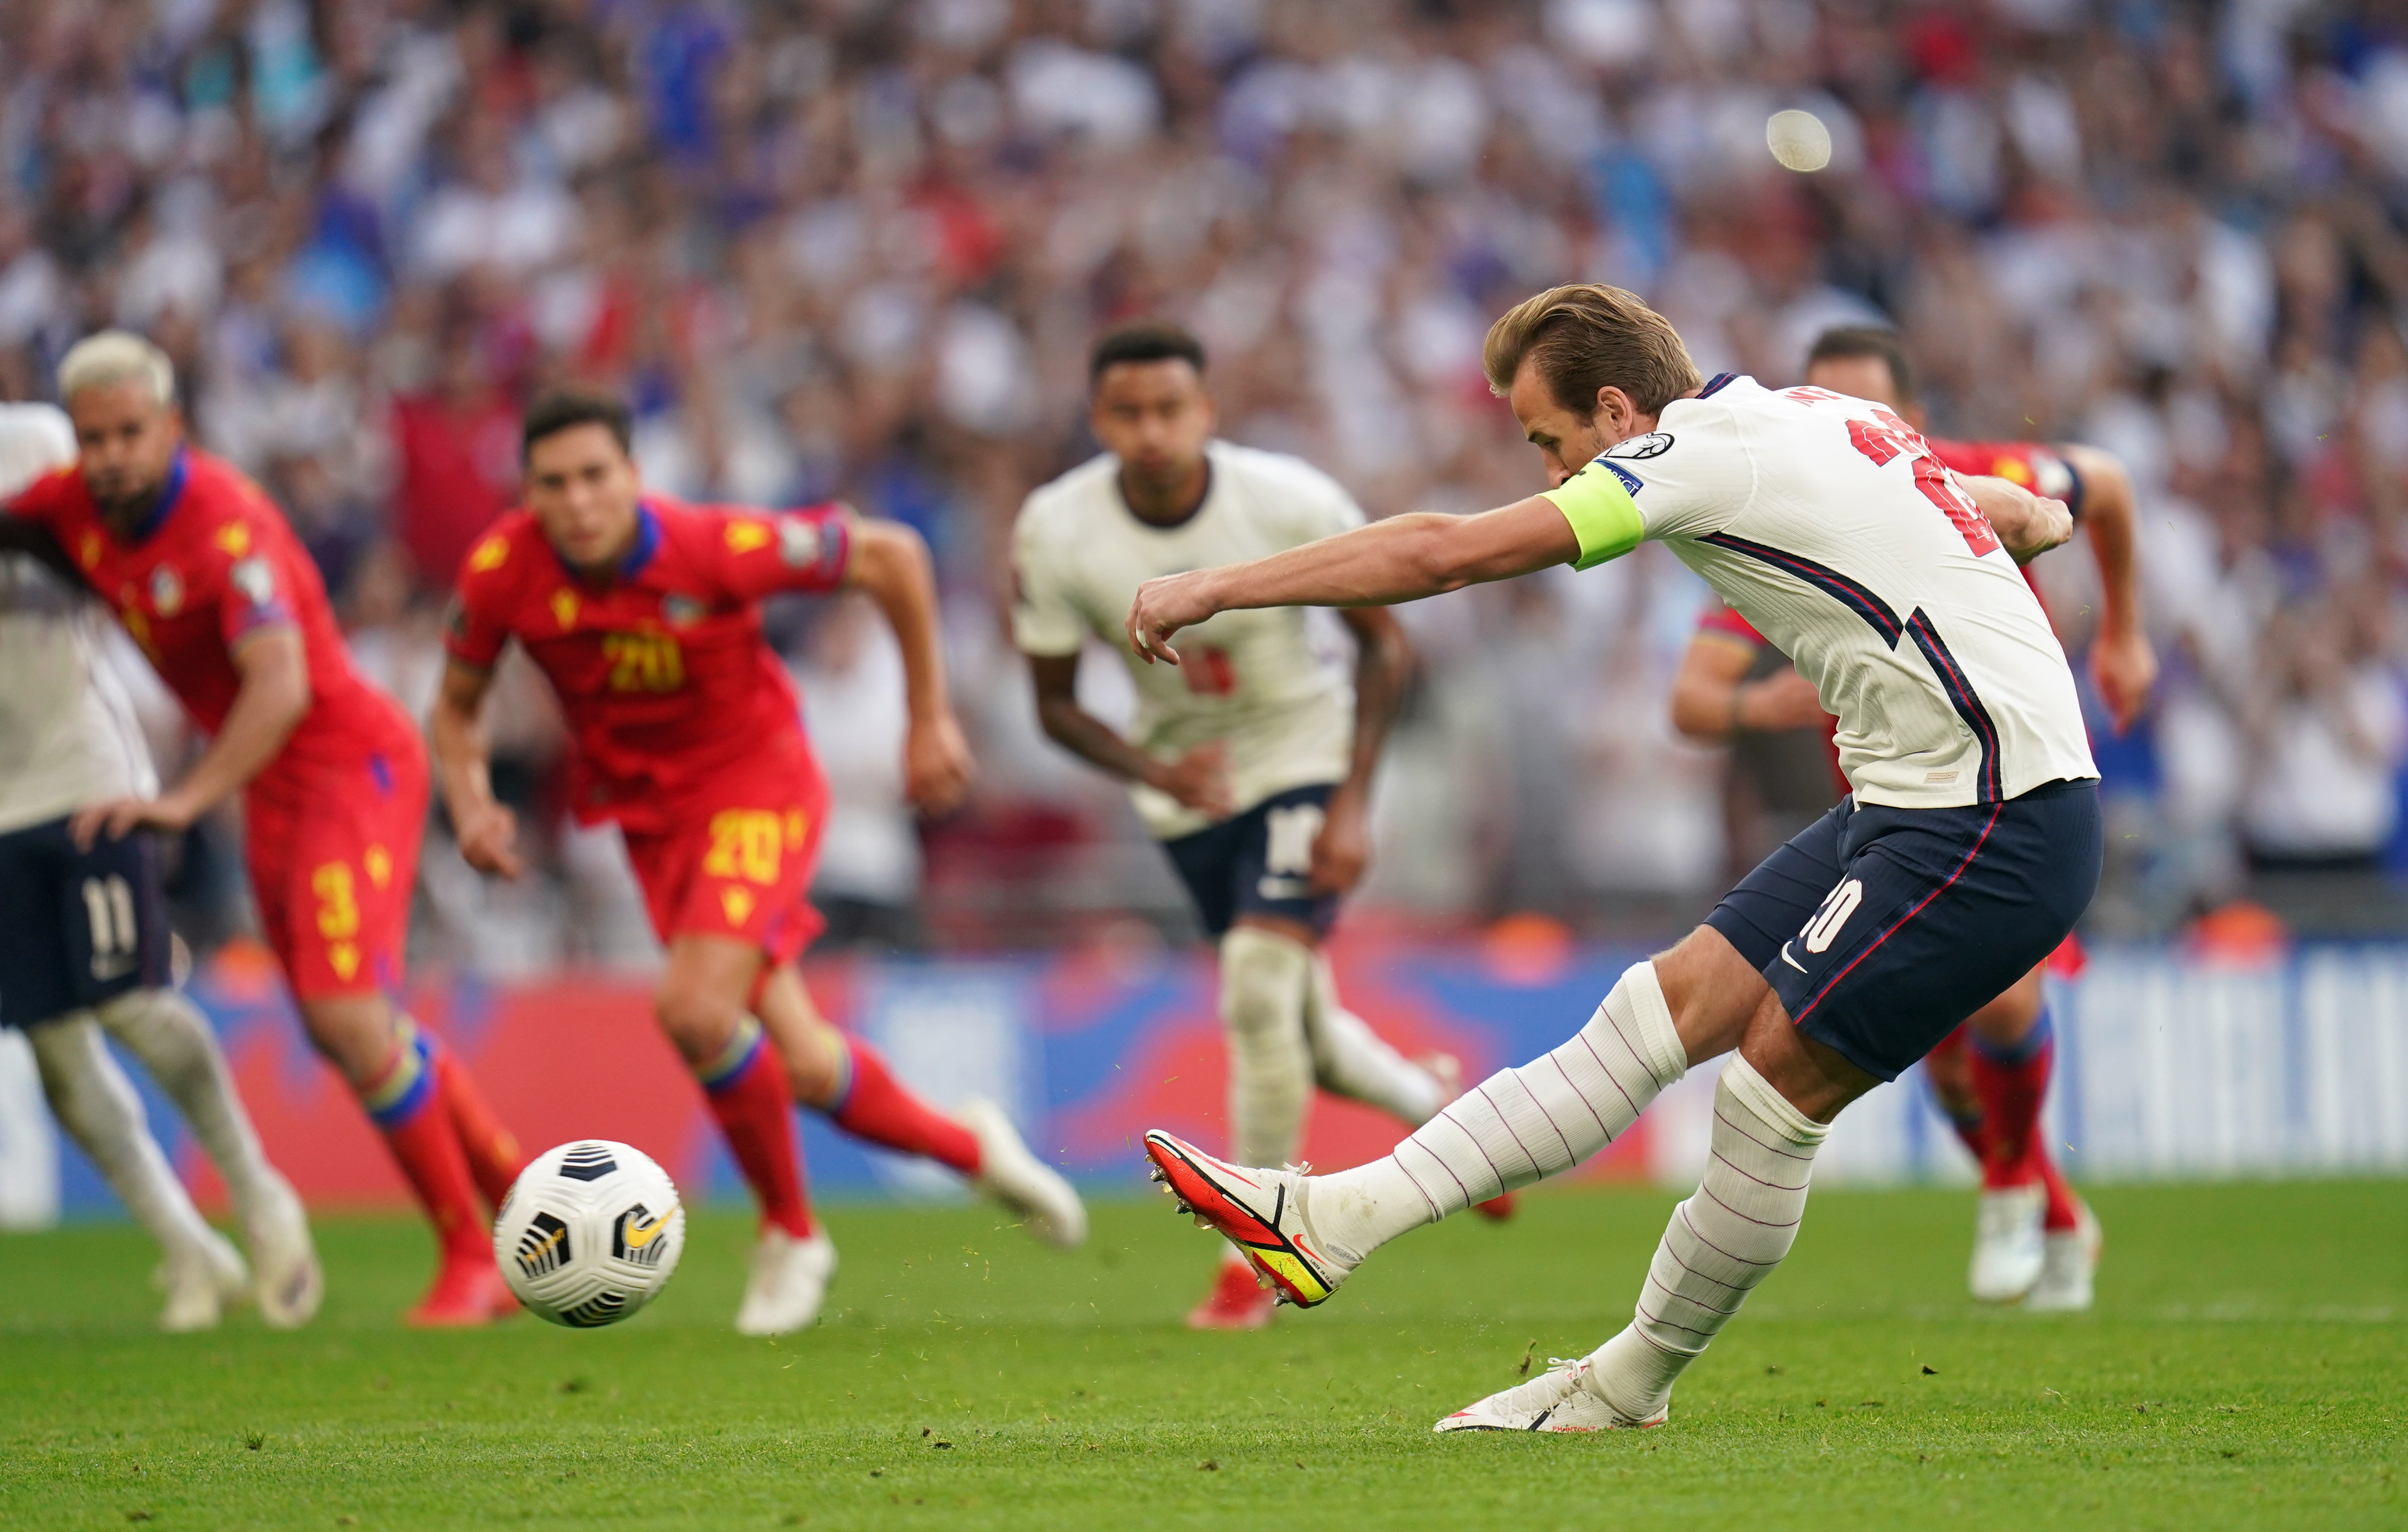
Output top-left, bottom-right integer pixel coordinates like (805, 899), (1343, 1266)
(777, 517), (826, 569)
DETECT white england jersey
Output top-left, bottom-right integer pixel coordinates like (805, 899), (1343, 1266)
(0, 403), (157, 835)
(1548, 376), (2095, 809)
(1012, 441), (1364, 838)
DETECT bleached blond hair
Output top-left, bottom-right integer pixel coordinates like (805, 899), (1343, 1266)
(57, 330), (176, 408)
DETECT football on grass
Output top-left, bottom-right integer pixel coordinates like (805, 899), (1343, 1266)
(495, 1140), (686, 1328)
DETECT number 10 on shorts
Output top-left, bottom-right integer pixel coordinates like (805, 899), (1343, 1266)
(1801, 878), (1863, 955)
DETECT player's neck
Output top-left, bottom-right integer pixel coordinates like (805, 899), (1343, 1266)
(1118, 457), (1211, 529)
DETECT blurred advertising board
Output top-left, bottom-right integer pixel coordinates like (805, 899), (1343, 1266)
(5, 937), (2406, 1224)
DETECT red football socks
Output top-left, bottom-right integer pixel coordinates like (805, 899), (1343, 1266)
(1967, 1011), (2081, 1230)
(696, 1021), (815, 1240)
(823, 1036), (981, 1175)
(361, 1035), (492, 1265)
(432, 1042), (527, 1209)
(1924, 1026), (1989, 1162)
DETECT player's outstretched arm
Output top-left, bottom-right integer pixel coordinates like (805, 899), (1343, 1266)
(2056, 443), (2157, 733)
(1961, 475), (2073, 565)
(843, 516), (975, 816)
(1126, 498), (1577, 666)
(70, 626), (310, 849)
(1669, 633), (1827, 743)
(427, 658), (522, 879)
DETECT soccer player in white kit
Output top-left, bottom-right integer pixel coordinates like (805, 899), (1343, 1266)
(0, 402), (318, 1330)
(1013, 321), (1501, 1329)
(1134, 285), (2102, 1429)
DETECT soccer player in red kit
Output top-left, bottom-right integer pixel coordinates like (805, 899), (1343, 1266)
(1670, 326), (2157, 1310)
(429, 391), (1086, 1335)
(5, 332), (527, 1326)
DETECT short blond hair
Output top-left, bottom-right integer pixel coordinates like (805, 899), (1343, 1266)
(58, 330), (176, 408)
(1482, 284), (1701, 418)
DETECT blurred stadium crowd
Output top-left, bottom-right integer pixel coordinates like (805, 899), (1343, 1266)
(9, 0), (2408, 964)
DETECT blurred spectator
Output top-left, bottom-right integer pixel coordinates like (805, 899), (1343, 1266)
(793, 592), (926, 950)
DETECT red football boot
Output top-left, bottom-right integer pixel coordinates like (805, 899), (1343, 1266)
(405, 1257), (520, 1328)
(1473, 1191), (1519, 1221)
(1186, 1255), (1275, 1330)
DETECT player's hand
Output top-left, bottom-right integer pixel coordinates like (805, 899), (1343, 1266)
(904, 710), (976, 817)
(1735, 671), (1829, 733)
(1149, 743), (1235, 818)
(1307, 787), (1371, 896)
(454, 799), (524, 879)
(68, 794), (195, 851)
(2090, 625), (2158, 735)
(1126, 571), (1222, 665)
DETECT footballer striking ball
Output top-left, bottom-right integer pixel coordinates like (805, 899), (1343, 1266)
(495, 1140), (686, 1328)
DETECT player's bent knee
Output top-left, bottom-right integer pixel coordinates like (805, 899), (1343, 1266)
(1736, 993), (1878, 1125)
(654, 985), (745, 1065)
(1650, 925), (1767, 1067)
(1964, 966), (2046, 1044)
(292, 993), (402, 1086)
(1218, 926), (1313, 1041)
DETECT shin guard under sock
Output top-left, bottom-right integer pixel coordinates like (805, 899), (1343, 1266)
(696, 1017), (815, 1239)
(362, 1028), (490, 1264)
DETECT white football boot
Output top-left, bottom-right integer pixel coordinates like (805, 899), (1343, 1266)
(1143, 1131), (1354, 1308)
(1434, 1355), (1667, 1433)
(1969, 1184), (2046, 1303)
(157, 1228), (250, 1333)
(240, 1169), (324, 1329)
(734, 1226), (838, 1335)
(962, 1098), (1087, 1249)
(2024, 1199), (2102, 1312)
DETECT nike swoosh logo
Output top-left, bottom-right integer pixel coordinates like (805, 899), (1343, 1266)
(1780, 942), (1808, 973)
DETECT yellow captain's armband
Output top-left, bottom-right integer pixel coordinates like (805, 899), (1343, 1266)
(1541, 461), (1645, 571)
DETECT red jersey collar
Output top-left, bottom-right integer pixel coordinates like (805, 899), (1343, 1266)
(555, 500), (663, 584)
(118, 447), (190, 544)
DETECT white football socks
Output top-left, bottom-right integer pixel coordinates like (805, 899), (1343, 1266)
(28, 1013), (228, 1264)
(1218, 927), (1315, 1167)
(1307, 961), (1687, 1263)
(1584, 1055), (1829, 1422)
(1302, 955), (1447, 1125)
(95, 987), (280, 1218)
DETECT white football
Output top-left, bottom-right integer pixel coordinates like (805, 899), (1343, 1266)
(494, 1140), (686, 1328)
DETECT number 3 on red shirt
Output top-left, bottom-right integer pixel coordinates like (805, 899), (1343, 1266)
(1844, 409), (2002, 558)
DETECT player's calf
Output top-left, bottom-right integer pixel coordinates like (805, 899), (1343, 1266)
(1580, 1055), (1830, 1425)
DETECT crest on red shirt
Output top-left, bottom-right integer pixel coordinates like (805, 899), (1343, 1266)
(149, 564), (182, 616)
(663, 593), (705, 626)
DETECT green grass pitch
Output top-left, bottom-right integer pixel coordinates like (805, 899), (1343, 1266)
(2, 1180), (2399, 1530)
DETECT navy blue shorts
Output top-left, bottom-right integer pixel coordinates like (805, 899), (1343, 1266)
(0, 816), (173, 1029)
(1704, 780), (2102, 1081)
(1161, 783), (1340, 939)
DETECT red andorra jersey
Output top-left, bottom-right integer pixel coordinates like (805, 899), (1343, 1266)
(8, 446), (418, 798)
(1925, 437), (2076, 607)
(443, 496), (852, 834)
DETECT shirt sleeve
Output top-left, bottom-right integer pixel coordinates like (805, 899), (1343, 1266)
(217, 534), (298, 647)
(1009, 508), (1087, 658)
(1266, 456), (1368, 545)
(1545, 403), (1754, 567)
(441, 529), (516, 668)
(710, 504), (853, 600)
